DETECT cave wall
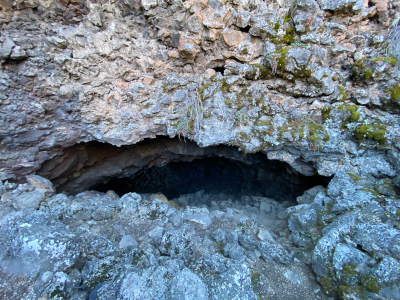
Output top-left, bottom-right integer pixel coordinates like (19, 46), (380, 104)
(0, 0), (399, 185)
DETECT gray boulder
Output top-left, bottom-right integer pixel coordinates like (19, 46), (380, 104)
(13, 190), (45, 210)
(119, 235), (138, 249)
(170, 268), (209, 300)
(296, 185), (325, 205)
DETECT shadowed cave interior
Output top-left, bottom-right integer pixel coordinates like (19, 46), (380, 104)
(94, 155), (330, 202)
(36, 137), (331, 205)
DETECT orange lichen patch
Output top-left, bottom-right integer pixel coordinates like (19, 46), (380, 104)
(105, 92), (121, 103)
(221, 28), (248, 47)
(143, 77), (154, 85)
(168, 50), (180, 59)
(178, 36), (200, 59)
(376, 0), (388, 12)
(114, 81), (129, 91)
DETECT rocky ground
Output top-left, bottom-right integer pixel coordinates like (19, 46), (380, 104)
(0, 173), (399, 300)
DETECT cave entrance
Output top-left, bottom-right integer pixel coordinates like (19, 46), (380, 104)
(94, 155), (328, 203)
(36, 137), (330, 205)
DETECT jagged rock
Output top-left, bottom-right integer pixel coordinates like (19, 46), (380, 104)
(10, 46), (26, 60)
(118, 235), (138, 249)
(13, 190), (45, 210)
(317, 0), (360, 11)
(0, 39), (15, 59)
(26, 174), (56, 196)
(297, 185), (325, 204)
(170, 268), (209, 300)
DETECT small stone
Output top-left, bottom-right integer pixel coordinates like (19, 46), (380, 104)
(0, 185), (6, 197)
(47, 36), (68, 49)
(68, 220), (84, 228)
(224, 243), (244, 260)
(10, 46), (26, 60)
(185, 212), (212, 228)
(106, 190), (120, 201)
(119, 235), (138, 249)
(169, 211), (183, 227)
(148, 226), (164, 239)
(141, 0), (157, 10)
(41, 271), (53, 283)
(257, 229), (275, 243)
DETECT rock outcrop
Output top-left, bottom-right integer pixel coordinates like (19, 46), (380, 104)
(0, 0), (400, 299)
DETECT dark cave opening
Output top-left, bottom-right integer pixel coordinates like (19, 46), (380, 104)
(212, 66), (226, 75)
(36, 137), (331, 203)
(93, 154), (330, 202)
(239, 25), (251, 33)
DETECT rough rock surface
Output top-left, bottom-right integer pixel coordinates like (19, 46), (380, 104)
(0, 0), (400, 299)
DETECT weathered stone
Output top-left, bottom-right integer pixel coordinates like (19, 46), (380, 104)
(26, 175), (56, 196)
(317, 0), (358, 11)
(10, 46), (26, 60)
(13, 190), (45, 210)
(170, 269), (208, 300)
(141, 0), (157, 10)
(0, 39), (15, 59)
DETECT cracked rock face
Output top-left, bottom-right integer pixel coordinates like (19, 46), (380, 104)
(0, 0), (400, 299)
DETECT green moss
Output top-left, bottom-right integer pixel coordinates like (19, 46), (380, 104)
(309, 133), (318, 141)
(250, 63), (270, 79)
(351, 58), (367, 81)
(343, 262), (357, 277)
(341, 107), (360, 129)
(321, 107), (332, 122)
(275, 46), (290, 70)
(349, 111), (361, 122)
(242, 45), (249, 54)
(361, 188), (381, 197)
(299, 129), (304, 140)
(340, 105), (360, 129)
(337, 86), (348, 102)
(284, 16), (292, 22)
(274, 19), (280, 32)
(370, 56), (398, 66)
(332, 76), (338, 81)
(347, 172), (362, 182)
(368, 129), (386, 143)
(338, 285), (353, 300)
(389, 84), (400, 102)
(162, 84), (168, 92)
(250, 271), (261, 285)
(354, 125), (370, 140)
(197, 82), (212, 100)
(355, 123), (388, 145)
(323, 133), (330, 142)
(365, 278), (382, 294)
(365, 69), (373, 79)
(281, 27), (295, 44)
(352, 58), (366, 70)
(319, 277), (336, 295)
(221, 78), (229, 92)
(396, 210), (400, 216)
